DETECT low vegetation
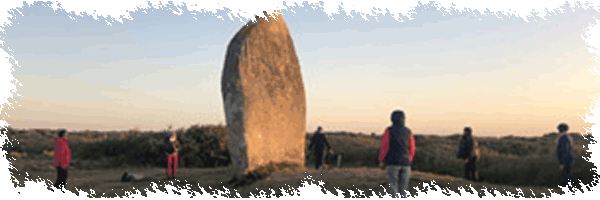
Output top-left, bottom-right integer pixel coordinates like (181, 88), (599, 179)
(2, 126), (598, 189)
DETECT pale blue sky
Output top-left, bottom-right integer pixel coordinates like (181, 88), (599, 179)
(3, 1), (600, 136)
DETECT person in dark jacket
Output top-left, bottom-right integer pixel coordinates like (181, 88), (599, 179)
(378, 110), (416, 198)
(164, 131), (180, 179)
(54, 129), (71, 190)
(308, 126), (332, 170)
(457, 127), (480, 182)
(555, 123), (575, 191)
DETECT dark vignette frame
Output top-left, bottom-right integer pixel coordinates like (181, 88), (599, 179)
(0, 1), (600, 197)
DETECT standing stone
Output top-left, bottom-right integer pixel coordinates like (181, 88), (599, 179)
(221, 11), (306, 177)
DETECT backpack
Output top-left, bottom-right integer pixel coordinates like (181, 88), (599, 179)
(121, 172), (144, 182)
(472, 140), (480, 159)
(121, 172), (132, 182)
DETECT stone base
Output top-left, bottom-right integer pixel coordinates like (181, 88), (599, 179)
(226, 162), (304, 188)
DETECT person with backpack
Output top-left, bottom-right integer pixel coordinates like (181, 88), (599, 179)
(378, 110), (416, 198)
(555, 123), (575, 192)
(164, 131), (180, 179)
(53, 129), (71, 190)
(456, 127), (480, 182)
(308, 126), (332, 170)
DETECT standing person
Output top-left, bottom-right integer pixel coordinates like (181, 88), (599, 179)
(555, 123), (575, 192)
(308, 126), (332, 170)
(53, 129), (71, 190)
(378, 110), (416, 198)
(456, 127), (481, 182)
(164, 131), (180, 179)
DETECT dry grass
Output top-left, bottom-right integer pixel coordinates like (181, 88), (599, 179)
(8, 160), (577, 198)
(3, 126), (598, 197)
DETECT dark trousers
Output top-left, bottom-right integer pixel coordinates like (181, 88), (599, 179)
(54, 167), (68, 189)
(314, 150), (324, 169)
(465, 157), (478, 181)
(562, 164), (573, 191)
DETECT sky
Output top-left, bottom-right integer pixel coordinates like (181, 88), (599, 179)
(1, 1), (600, 137)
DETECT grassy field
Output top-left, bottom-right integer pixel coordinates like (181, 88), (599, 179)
(3, 126), (599, 197)
(7, 158), (579, 198)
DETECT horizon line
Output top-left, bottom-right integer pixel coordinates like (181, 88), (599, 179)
(2, 126), (590, 137)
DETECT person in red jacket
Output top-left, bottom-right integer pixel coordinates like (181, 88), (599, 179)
(54, 129), (71, 190)
(378, 110), (416, 198)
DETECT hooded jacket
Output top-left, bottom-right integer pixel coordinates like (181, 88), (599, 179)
(54, 138), (71, 169)
(378, 111), (416, 166)
(457, 134), (480, 160)
(556, 132), (575, 166)
(309, 131), (331, 152)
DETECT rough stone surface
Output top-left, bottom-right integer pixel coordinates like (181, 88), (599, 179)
(221, 11), (306, 177)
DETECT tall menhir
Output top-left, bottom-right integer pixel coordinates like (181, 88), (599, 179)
(220, 11), (307, 178)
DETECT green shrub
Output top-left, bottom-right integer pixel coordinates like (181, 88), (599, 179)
(69, 124), (230, 168)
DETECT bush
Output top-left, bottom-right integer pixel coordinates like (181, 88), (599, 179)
(71, 124), (230, 168)
(177, 124), (230, 168)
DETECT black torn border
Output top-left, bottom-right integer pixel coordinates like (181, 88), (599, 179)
(0, 1), (600, 198)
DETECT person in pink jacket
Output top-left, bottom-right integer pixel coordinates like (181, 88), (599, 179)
(54, 129), (71, 190)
